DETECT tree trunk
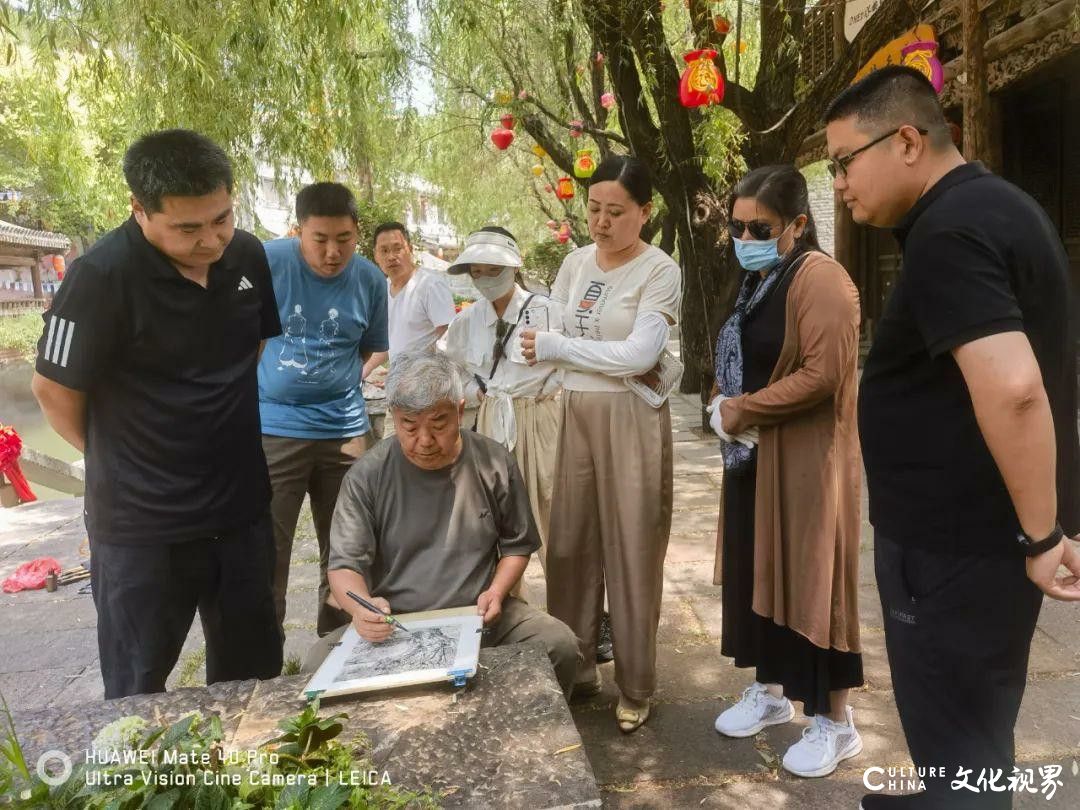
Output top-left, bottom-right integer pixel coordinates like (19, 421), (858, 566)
(663, 182), (740, 398)
(31, 253), (43, 299)
(961, 0), (991, 161)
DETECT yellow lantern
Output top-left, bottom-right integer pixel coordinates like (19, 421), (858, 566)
(573, 149), (597, 179)
(531, 144), (548, 159)
(531, 164), (545, 177)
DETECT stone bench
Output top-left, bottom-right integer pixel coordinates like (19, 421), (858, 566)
(11, 644), (601, 809)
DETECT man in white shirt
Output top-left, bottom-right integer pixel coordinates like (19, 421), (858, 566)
(372, 222), (456, 359)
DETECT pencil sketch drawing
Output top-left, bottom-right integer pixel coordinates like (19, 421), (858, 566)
(334, 625), (462, 682)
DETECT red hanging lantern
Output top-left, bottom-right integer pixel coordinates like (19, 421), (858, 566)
(679, 49), (724, 108)
(568, 120), (584, 138)
(556, 222), (572, 244)
(500, 112), (515, 130)
(490, 127), (515, 150)
(555, 176), (575, 200)
(713, 15), (731, 35)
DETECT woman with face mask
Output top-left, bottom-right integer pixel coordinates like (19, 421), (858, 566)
(440, 226), (563, 574)
(709, 165), (864, 780)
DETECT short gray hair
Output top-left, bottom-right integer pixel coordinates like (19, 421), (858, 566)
(385, 351), (465, 413)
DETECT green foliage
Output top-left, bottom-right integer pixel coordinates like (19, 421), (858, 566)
(523, 239), (572, 290)
(0, 54), (127, 237)
(0, 696), (437, 809)
(0, 2), (413, 238)
(281, 656), (303, 677)
(355, 199), (403, 256)
(0, 315), (43, 361)
(0, 692), (32, 803)
(263, 700), (349, 770)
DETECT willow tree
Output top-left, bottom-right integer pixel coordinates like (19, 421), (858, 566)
(1, 0), (412, 235)
(419, 0), (919, 393)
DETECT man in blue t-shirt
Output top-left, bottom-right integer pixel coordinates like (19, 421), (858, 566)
(259, 182), (389, 636)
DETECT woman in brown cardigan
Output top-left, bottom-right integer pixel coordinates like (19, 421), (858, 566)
(710, 165), (863, 779)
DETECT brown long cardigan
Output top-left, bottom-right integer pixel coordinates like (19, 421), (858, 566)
(716, 251), (863, 653)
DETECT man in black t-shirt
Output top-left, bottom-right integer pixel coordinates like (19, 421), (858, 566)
(32, 129), (284, 698)
(825, 67), (1080, 810)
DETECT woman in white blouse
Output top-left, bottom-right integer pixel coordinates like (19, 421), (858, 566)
(440, 227), (562, 567)
(522, 156), (683, 732)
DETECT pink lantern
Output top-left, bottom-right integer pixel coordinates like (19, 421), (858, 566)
(569, 120), (584, 138)
(600, 92), (616, 110)
(900, 40), (945, 94)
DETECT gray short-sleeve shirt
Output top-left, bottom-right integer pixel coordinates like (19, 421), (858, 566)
(328, 430), (540, 613)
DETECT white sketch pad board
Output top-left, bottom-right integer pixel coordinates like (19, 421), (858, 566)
(301, 606), (483, 699)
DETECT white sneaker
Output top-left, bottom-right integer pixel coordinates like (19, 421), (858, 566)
(782, 706), (863, 778)
(714, 682), (795, 738)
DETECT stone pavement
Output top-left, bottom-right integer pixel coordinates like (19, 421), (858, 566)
(2, 392), (1079, 807)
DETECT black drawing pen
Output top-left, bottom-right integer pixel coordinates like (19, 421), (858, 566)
(345, 590), (412, 634)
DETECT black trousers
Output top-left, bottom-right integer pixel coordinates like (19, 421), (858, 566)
(875, 533), (1042, 809)
(90, 511), (283, 699)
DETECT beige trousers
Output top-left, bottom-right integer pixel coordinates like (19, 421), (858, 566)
(475, 396), (561, 566)
(545, 391), (673, 701)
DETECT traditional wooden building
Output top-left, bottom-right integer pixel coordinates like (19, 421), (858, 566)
(0, 219), (71, 314)
(797, 0), (1079, 344)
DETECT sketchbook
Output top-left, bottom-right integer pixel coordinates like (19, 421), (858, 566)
(301, 606), (484, 699)
(625, 348), (685, 408)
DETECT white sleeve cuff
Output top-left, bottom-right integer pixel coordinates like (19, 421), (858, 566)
(535, 310), (669, 377)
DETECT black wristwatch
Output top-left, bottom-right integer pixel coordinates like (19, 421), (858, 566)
(1016, 523), (1064, 557)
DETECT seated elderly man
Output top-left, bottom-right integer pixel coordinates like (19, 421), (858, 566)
(303, 351), (580, 694)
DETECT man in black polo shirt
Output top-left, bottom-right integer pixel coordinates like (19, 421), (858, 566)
(825, 67), (1080, 810)
(32, 129), (284, 698)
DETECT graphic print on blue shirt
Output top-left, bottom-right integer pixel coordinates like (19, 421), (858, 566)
(258, 238), (389, 439)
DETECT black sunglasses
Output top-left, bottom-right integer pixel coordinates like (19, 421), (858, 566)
(727, 218), (780, 241)
(827, 126), (929, 178)
(492, 319), (510, 361)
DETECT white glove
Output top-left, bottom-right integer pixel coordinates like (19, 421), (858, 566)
(707, 395), (758, 449)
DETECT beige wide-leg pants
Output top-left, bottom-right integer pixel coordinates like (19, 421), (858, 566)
(475, 396), (561, 565)
(546, 390), (673, 701)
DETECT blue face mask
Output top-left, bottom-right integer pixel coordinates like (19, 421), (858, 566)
(732, 221), (794, 273)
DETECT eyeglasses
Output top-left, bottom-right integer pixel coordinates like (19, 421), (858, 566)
(727, 219), (780, 241)
(827, 126), (928, 178)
